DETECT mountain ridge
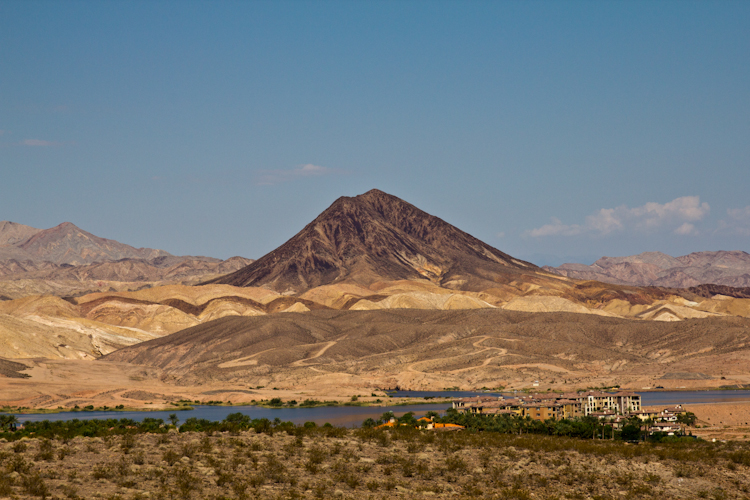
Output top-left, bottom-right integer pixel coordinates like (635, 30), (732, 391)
(0, 220), (253, 299)
(545, 250), (750, 288)
(208, 189), (541, 293)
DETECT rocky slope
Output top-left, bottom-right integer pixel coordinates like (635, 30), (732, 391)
(545, 250), (750, 288)
(0, 221), (42, 246)
(0, 220), (253, 299)
(104, 308), (750, 391)
(0, 221), (170, 265)
(207, 189), (543, 293)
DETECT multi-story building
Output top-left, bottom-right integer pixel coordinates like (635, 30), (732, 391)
(453, 390), (641, 421)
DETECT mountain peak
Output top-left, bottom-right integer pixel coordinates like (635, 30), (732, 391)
(9, 222), (171, 265)
(208, 190), (538, 293)
(0, 221), (42, 246)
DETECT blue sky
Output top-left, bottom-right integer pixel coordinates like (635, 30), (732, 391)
(1, 0), (749, 265)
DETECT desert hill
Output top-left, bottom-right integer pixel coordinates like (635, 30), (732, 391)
(0, 255), (253, 298)
(7, 275), (749, 362)
(0, 221), (42, 246)
(0, 221), (170, 265)
(0, 220), (253, 300)
(207, 189), (543, 293)
(104, 308), (750, 391)
(545, 250), (750, 288)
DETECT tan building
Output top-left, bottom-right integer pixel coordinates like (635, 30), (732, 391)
(452, 390), (640, 421)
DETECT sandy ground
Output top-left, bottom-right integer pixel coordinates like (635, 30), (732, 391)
(682, 403), (750, 441)
(642, 402), (750, 441)
(3, 358), (750, 442)
(0, 358), (393, 411)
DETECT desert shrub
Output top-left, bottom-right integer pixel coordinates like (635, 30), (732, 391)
(445, 454), (467, 473)
(34, 439), (55, 461)
(57, 446), (71, 460)
(120, 433), (136, 453)
(406, 440), (424, 453)
(400, 457), (416, 477)
(6, 454), (31, 473)
(339, 472), (360, 489)
(674, 465), (692, 478)
(92, 463), (116, 480)
(499, 486), (533, 500)
(13, 441), (27, 453)
(248, 474), (265, 488)
(262, 453), (287, 483)
(174, 466), (202, 498)
(181, 442), (197, 458)
(644, 472), (661, 484)
(200, 434), (213, 453)
(58, 484), (80, 499)
(384, 477), (397, 491)
(231, 480), (249, 499)
(0, 473), (13, 495)
(22, 472), (50, 498)
(163, 449), (180, 466)
(727, 449), (750, 466)
(463, 482), (484, 496)
(305, 446), (326, 473)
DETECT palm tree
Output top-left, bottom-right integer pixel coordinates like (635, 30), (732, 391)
(0, 414), (19, 432)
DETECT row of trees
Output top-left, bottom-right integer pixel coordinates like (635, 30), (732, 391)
(363, 408), (697, 443)
(0, 413), (324, 441)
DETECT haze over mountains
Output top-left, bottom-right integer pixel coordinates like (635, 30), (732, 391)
(0, 221), (170, 265)
(545, 251), (750, 288)
(0, 220), (252, 299)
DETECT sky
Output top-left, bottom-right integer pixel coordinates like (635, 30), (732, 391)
(1, 1), (749, 266)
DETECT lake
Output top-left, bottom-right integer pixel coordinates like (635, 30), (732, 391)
(8, 390), (750, 428)
(10, 403), (448, 428)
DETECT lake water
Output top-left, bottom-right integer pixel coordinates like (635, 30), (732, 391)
(8, 390), (750, 428)
(11, 403), (449, 428)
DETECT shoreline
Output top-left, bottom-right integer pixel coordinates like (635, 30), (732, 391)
(0, 397), (455, 415)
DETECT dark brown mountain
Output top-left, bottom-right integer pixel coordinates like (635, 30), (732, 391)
(544, 250), (750, 289)
(207, 189), (542, 293)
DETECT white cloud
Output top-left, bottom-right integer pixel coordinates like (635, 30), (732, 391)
(255, 164), (340, 185)
(728, 206), (750, 222)
(719, 206), (750, 236)
(673, 222), (697, 235)
(527, 217), (584, 237)
(525, 196), (710, 238)
(22, 139), (60, 147)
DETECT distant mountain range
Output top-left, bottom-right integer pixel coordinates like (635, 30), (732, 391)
(0, 220), (252, 297)
(0, 221), (170, 265)
(544, 251), (750, 288)
(208, 189), (541, 293)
